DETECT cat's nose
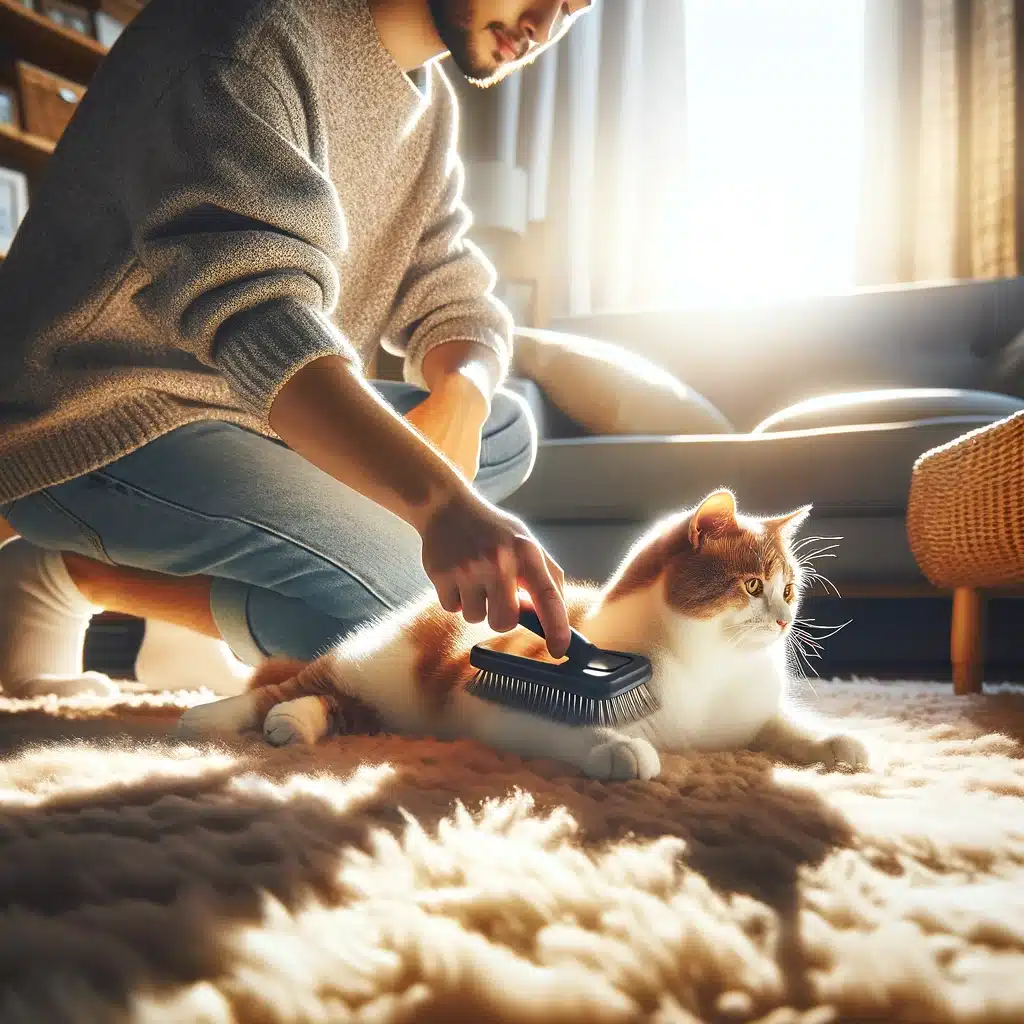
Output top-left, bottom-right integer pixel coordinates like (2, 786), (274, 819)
(777, 619), (787, 629)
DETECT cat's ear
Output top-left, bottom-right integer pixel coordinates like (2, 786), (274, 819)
(764, 504), (812, 542)
(687, 489), (739, 550)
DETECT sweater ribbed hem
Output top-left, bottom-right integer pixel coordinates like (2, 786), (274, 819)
(216, 299), (359, 416)
(0, 393), (266, 505)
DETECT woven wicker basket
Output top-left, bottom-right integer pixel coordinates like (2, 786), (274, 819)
(907, 411), (1024, 589)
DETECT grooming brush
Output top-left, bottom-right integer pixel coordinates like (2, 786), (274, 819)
(467, 608), (658, 727)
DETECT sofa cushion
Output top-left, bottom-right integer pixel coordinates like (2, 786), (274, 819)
(502, 416), (1005, 525)
(502, 377), (587, 440)
(753, 388), (1024, 433)
(550, 277), (1024, 431)
(512, 327), (733, 436)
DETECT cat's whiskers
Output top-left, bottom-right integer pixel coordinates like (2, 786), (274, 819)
(786, 632), (821, 695)
(790, 628), (825, 653)
(800, 545), (840, 562)
(786, 615), (851, 697)
(802, 568), (842, 598)
(794, 617), (852, 640)
(797, 540), (843, 598)
(722, 621), (750, 633)
(791, 534), (843, 554)
(722, 621), (757, 649)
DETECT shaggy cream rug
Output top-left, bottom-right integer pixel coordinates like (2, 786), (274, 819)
(0, 679), (1022, 1024)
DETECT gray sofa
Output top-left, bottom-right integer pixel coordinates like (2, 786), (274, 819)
(501, 278), (1024, 595)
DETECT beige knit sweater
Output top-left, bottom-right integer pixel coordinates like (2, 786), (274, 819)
(0, 0), (512, 504)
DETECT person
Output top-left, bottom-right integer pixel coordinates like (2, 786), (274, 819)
(0, 0), (592, 698)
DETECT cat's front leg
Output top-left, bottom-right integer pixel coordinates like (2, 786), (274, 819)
(453, 692), (661, 781)
(751, 710), (870, 772)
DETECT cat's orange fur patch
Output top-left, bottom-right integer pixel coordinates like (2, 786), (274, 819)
(409, 607), (474, 716)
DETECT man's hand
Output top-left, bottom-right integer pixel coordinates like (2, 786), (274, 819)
(404, 375), (486, 481)
(417, 491), (569, 657)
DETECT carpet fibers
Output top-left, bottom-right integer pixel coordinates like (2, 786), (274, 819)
(0, 679), (1022, 1024)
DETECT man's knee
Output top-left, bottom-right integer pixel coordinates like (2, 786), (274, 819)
(477, 388), (538, 503)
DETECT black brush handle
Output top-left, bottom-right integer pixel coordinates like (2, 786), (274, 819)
(517, 608), (597, 664)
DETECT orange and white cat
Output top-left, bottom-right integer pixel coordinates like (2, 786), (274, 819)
(177, 490), (870, 780)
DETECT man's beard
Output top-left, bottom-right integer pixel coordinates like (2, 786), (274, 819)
(426, 0), (500, 85)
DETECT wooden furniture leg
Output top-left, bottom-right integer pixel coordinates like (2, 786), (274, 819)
(951, 587), (985, 694)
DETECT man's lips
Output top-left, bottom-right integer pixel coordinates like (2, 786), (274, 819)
(492, 28), (523, 63)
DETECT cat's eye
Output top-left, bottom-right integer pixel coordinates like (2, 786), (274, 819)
(744, 578), (764, 596)
(783, 583), (795, 602)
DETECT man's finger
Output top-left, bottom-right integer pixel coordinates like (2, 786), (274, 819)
(460, 581), (488, 624)
(516, 542), (570, 658)
(545, 553), (566, 596)
(487, 546), (520, 633)
(435, 579), (462, 614)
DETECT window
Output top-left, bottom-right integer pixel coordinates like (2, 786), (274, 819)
(679, 0), (866, 304)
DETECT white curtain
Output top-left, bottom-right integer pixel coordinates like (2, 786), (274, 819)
(460, 0), (689, 318)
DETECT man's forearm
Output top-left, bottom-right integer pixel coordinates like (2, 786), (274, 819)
(268, 354), (470, 532)
(406, 340), (503, 479)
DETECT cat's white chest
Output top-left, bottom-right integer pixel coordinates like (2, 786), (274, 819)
(633, 648), (783, 753)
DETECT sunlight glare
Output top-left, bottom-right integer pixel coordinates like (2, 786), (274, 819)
(679, 0), (866, 306)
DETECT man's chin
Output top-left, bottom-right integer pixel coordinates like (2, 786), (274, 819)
(457, 58), (517, 88)
(444, 38), (516, 87)
(464, 72), (509, 88)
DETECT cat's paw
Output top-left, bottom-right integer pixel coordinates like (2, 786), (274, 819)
(177, 693), (260, 738)
(584, 737), (661, 781)
(812, 732), (870, 772)
(263, 696), (328, 747)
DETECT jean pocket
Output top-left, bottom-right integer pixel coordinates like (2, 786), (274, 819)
(4, 489), (115, 564)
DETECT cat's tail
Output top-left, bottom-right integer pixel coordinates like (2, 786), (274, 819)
(247, 658), (311, 692)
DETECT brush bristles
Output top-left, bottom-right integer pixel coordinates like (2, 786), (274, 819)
(466, 670), (658, 727)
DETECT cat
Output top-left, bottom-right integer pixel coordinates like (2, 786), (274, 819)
(176, 489), (870, 780)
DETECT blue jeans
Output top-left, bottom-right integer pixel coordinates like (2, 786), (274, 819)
(1, 382), (537, 663)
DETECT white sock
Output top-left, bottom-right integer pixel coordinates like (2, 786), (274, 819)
(134, 618), (255, 695)
(0, 538), (116, 698)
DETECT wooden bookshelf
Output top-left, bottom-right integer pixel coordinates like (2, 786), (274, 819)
(0, 0), (108, 84)
(0, 119), (55, 175)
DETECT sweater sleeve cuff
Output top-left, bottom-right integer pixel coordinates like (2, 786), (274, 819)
(215, 299), (358, 416)
(403, 317), (512, 392)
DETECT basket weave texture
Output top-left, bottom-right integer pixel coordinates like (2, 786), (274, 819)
(908, 411), (1024, 589)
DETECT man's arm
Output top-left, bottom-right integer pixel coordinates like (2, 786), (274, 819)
(269, 353), (569, 654)
(268, 354), (468, 533)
